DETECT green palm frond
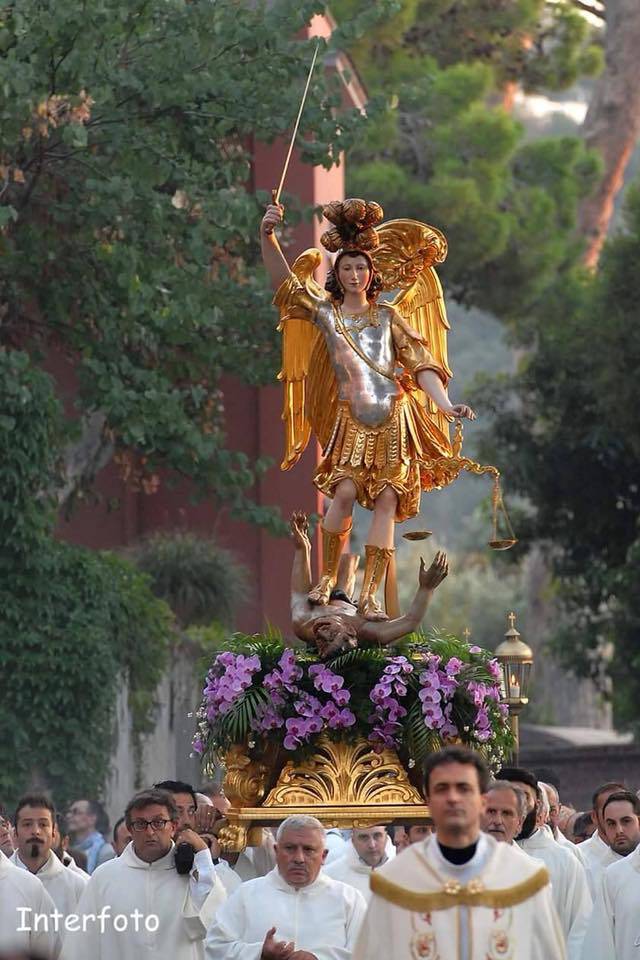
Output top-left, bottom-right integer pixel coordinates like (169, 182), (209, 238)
(328, 647), (387, 672)
(225, 633), (284, 661)
(404, 700), (442, 764)
(219, 686), (270, 744)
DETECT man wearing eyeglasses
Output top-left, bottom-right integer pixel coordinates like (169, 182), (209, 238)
(60, 788), (222, 960)
(155, 779), (237, 915)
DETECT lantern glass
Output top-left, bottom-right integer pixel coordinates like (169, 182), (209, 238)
(500, 659), (532, 702)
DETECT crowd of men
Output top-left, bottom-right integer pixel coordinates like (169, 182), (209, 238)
(0, 750), (638, 959)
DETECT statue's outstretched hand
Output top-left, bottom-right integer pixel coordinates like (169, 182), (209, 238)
(419, 551), (449, 591)
(290, 511), (311, 549)
(261, 203), (284, 237)
(450, 403), (476, 421)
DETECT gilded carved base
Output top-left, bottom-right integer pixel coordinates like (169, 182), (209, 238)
(217, 735), (429, 853)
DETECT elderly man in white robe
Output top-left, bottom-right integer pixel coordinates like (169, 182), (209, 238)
(580, 790), (640, 960)
(496, 768), (591, 960)
(481, 780), (528, 847)
(0, 848), (60, 958)
(10, 793), (86, 921)
(354, 747), (565, 960)
(578, 780), (624, 896)
(61, 787), (220, 960)
(538, 782), (584, 866)
(324, 825), (392, 902)
(206, 815), (366, 960)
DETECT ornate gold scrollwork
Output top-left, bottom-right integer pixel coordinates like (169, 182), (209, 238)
(217, 822), (248, 854)
(262, 736), (423, 808)
(219, 743), (271, 808)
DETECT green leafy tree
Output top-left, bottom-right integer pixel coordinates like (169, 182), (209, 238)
(332, 0), (602, 319)
(0, 349), (173, 807)
(475, 187), (640, 731)
(0, 0), (381, 528)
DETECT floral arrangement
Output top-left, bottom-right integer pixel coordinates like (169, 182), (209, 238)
(192, 630), (513, 771)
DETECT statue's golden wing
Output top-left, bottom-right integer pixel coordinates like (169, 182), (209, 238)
(373, 219), (453, 442)
(274, 250), (337, 470)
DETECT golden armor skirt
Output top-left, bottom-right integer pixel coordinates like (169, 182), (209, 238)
(313, 391), (462, 522)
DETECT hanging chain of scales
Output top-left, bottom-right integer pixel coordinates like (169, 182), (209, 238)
(402, 421), (517, 550)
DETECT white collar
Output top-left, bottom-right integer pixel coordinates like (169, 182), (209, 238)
(11, 850), (63, 878)
(268, 867), (333, 895)
(121, 841), (177, 870)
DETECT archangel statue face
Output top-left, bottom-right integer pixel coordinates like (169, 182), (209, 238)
(336, 252), (372, 295)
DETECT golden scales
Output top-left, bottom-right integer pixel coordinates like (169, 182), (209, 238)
(401, 421), (517, 552)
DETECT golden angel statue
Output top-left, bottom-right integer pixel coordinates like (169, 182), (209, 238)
(261, 198), (476, 621)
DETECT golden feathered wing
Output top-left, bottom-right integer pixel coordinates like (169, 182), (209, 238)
(373, 219), (454, 444)
(275, 219), (452, 469)
(274, 250), (338, 471)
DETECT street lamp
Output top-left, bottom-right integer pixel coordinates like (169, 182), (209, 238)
(495, 612), (533, 761)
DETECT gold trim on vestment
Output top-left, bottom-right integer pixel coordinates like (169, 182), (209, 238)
(370, 866), (550, 912)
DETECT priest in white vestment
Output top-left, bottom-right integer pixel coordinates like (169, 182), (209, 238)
(10, 794), (87, 919)
(518, 825), (591, 960)
(60, 787), (220, 960)
(495, 768), (591, 960)
(324, 825), (392, 902)
(206, 815), (367, 960)
(0, 848), (60, 958)
(578, 781), (625, 896)
(354, 747), (565, 960)
(580, 790), (640, 960)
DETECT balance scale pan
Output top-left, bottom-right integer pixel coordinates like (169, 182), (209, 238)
(488, 539), (518, 551)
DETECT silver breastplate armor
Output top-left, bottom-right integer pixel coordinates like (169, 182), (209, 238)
(315, 302), (401, 427)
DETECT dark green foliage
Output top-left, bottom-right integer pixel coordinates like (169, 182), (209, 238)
(476, 187), (640, 731)
(0, 349), (173, 808)
(333, 0), (602, 320)
(0, 0), (382, 529)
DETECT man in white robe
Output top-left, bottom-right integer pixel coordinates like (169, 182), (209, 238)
(60, 787), (219, 960)
(324, 825), (391, 902)
(10, 793), (87, 920)
(206, 815), (366, 960)
(539, 783), (585, 866)
(481, 781), (526, 846)
(497, 768), (591, 960)
(0, 848), (60, 958)
(354, 747), (565, 960)
(578, 780), (624, 896)
(155, 779), (228, 922)
(580, 791), (640, 960)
